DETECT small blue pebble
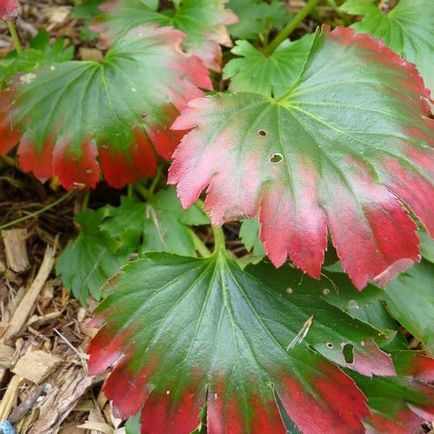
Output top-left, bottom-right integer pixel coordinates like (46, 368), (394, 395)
(0, 421), (16, 434)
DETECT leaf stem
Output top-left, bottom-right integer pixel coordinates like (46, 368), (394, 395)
(148, 165), (163, 197)
(211, 225), (226, 253)
(264, 0), (321, 55)
(82, 191), (90, 211)
(0, 189), (76, 231)
(188, 229), (211, 258)
(6, 21), (23, 53)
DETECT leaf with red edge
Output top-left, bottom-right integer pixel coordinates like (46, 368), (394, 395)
(351, 352), (434, 434)
(87, 251), (400, 434)
(0, 0), (18, 20)
(0, 25), (211, 189)
(169, 26), (434, 289)
(341, 0), (434, 94)
(93, 0), (237, 71)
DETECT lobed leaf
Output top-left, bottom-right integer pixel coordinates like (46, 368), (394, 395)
(169, 26), (434, 289)
(100, 188), (208, 257)
(88, 251), (399, 433)
(341, 0), (434, 95)
(56, 209), (130, 304)
(0, 25), (211, 189)
(227, 0), (292, 40)
(94, 0), (238, 71)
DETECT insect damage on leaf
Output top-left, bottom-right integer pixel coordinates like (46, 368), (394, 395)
(0, 25), (211, 189)
(169, 26), (434, 290)
(93, 0), (238, 71)
(87, 252), (399, 434)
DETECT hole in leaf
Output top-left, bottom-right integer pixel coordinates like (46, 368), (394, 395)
(258, 129), (268, 137)
(342, 343), (354, 364)
(347, 299), (359, 310)
(322, 288), (330, 295)
(270, 153), (283, 163)
(326, 342), (334, 349)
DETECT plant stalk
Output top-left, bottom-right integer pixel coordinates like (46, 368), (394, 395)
(0, 189), (76, 230)
(188, 229), (211, 258)
(264, 0), (321, 55)
(211, 226), (226, 252)
(6, 21), (23, 53)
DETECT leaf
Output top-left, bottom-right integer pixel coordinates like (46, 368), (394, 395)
(99, 188), (208, 256)
(0, 31), (74, 86)
(141, 188), (207, 256)
(342, 0), (434, 94)
(350, 352), (434, 434)
(239, 218), (265, 257)
(385, 260), (434, 355)
(56, 209), (130, 304)
(227, 0), (293, 40)
(0, 0), (18, 20)
(99, 196), (146, 253)
(94, 0), (238, 71)
(0, 25), (211, 189)
(223, 35), (314, 97)
(169, 27), (434, 289)
(419, 229), (434, 264)
(88, 252), (398, 433)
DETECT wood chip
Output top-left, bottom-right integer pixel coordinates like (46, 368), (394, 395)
(77, 421), (114, 434)
(0, 343), (14, 368)
(28, 367), (93, 434)
(13, 350), (62, 384)
(0, 375), (23, 421)
(1, 229), (30, 273)
(2, 243), (56, 341)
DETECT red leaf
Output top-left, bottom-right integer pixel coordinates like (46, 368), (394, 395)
(0, 25), (211, 189)
(53, 139), (100, 190)
(207, 390), (285, 434)
(99, 129), (158, 189)
(0, 90), (19, 154)
(169, 27), (434, 288)
(0, 0), (18, 20)
(140, 389), (203, 434)
(278, 363), (368, 434)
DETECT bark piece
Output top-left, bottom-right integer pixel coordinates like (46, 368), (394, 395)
(1, 229), (30, 272)
(13, 350), (62, 384)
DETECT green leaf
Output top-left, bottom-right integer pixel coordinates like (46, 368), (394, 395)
(0, 25), (210, 189)
(227, 0), (293, 40)
(56, 209), (129, 304)
(170, 27), (434, 290)
(89, 252), (396, 433)
(95, 0), (237, 70)
(224, 35), (314, 98)
(142, 188), (206, 256)
(239, 218), (265, 257)
(0, 31), (74, 87)
(99, 188), (207, 257)
(419, 229), (434, 263)
(100, 196), (146, 253)
(125, 412), (141, 434)
(343, 0), (434, 94)
(340, 0), (378, 15)
(385, 260), (434, 355)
